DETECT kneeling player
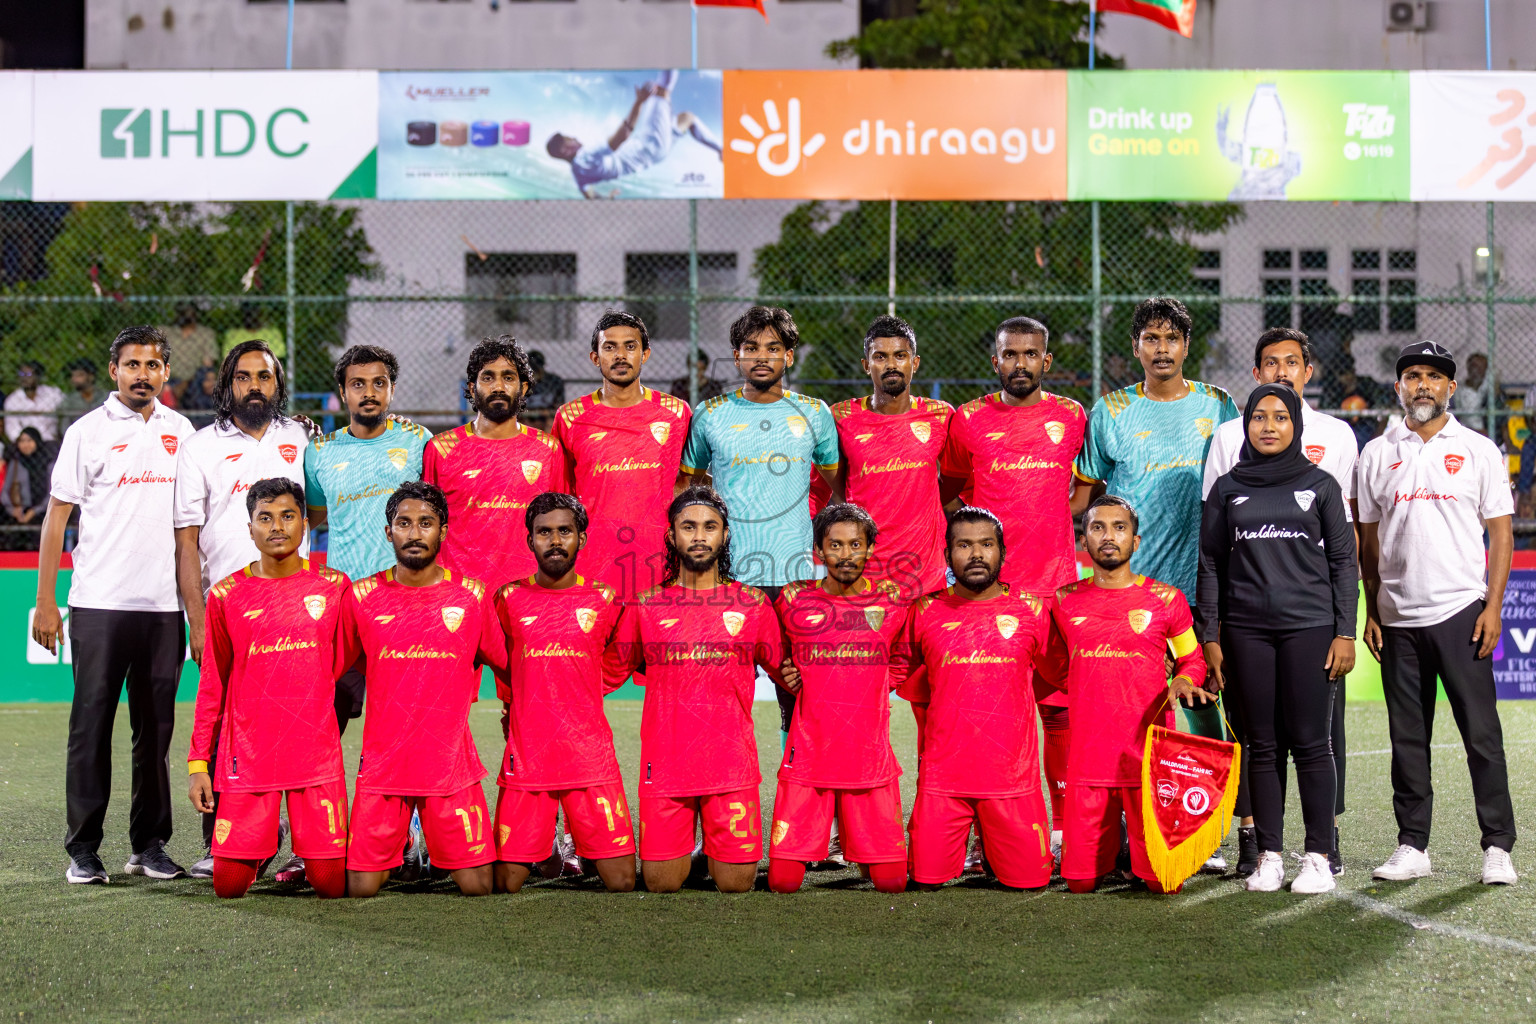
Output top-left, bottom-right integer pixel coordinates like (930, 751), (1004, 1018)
(1046, 496), (1209, 894)
(187, 479), (351, 899)
(492, 492), (636, 894)
(341, 482), (506, 898)
(610, 487), (783, 894)
(769, 504), (909, 894)
(893, 507), (1055, 891)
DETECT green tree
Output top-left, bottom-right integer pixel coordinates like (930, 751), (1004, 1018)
(827, 0), (1120, 70)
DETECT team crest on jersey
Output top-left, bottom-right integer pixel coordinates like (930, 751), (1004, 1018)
(575, 608), (598, 634)
(1445, 454), (1465, 475)
(996, 615), (1019, 639)
(1044, 421), (1066, 444)
(864, 606), (886, 631)
(304, 595), (327, 620)
(387, 448), (409, 471)
(649, 421), (671, 445)
(160, 435), (179, 456)
(1194, 418), (1214, 440)
(722, 611), (746, 636)
(521, 460), (542, 485)
(785, 415), (807, 438)
(214, 818), (232, 843)
(1128, 609), (1152, 634)
(442, 606), (465, 633)
(910, 421), (931, 444)
(279, 444), (298, 464)
(772, 820), (789, 845)
(1304, 445), (1326, 465)
(1294, 489), (1316, 512)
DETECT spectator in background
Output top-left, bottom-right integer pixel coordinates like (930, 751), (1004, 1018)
(4, 426), (54, 528)
(159, 304), (220, 403)
(669, 351), (724, 403)
(1325, 362), (1394, 452)
(1100, 352), (1136, 395)
(1454, 353), (1500, 437)
(180, 367), (219, 416)
(521, 349), (566, 431)
(58, 359), (106, 426)
(4, 361), (65, 442)
(220, 304), (286, 362)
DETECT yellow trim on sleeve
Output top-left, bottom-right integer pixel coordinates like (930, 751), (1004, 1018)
(679, 464), (700, 475)
(188, 760), (209, 776)
(1071, 466), (1099, 484)
(814, 463), (840, 473)
(1169, 628), (1199, 659)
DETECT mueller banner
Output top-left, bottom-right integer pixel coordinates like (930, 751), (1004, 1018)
(31, 71), (378, 201)
(1067, 70), (1410, 201)
(1410, 72), (1536, 201)
(722, 70), (1067, 200)
(0, 72), (32, 200)
(377, 70), (725, 200)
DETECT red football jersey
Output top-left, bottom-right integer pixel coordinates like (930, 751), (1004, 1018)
(610, 582), (783, 798)
(421, 421), (569, 588)
(552, 388), (690, 598)
(341, 569), (506, 796)
(189, 562), (352, 793)
(831, 396), (953, 601)
(1041, 576), (1207, 788)
(891, 586), (1053, 798)
(941, 392), (1086, 596)
(775, 577), (909, 788)
(494, 575), (626, 790)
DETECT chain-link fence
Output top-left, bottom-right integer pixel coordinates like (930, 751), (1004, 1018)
(1, 196), (1532, 543)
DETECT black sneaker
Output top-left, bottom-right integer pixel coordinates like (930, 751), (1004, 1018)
(1329, 826), (1344, 876)
(66, 852), (109, 884)
(1236, 825), (1259, 878)
(124, 840), (187, 880)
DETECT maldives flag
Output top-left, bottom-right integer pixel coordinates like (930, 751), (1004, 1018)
(694, 0), (767, 18)
(1097, 0), (1196, 38)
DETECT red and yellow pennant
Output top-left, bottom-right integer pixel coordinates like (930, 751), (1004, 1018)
(1141, 723), (1240, 891)
(1097, 0), (1196, 38)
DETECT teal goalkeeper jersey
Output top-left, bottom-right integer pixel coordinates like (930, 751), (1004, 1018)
(680, 387), (840, 587)
(304, 419), (429, 580)
(1073, 380), (1240, 605)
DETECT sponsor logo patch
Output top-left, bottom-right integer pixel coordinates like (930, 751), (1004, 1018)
(1304, 444), (1326, 464)
(160, 435), (179, 456)
(722, 611), (746, 637)
(772, 820), (789, 845)
(1194, 418), (1214, 439)
(303, 594), (326, 620)
(785, 415), (807, 438)
(214, 819), (233, 844)
(575, 608), (598, 634)
(1155, 781), (1178, 808)
(387, 448), (409, 471)
(910, 421), (931, 444)
(996, 614), (1019, 640)
(1294, 489), (1316, 511)
(441, 606), (464, 632)
(1128, 609), (1152, 634)
(1044, 421), (1066, 444)
(1445, 454), (1465, 475)
(864, 607), (886, 630)
(521, 460), (542, 485)
(278, 444), (298, 464)
(649, 421), (671, 445)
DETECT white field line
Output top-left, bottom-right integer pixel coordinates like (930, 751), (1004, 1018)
(1347, 738), (1536, 757)
(1329, 888), (1536, 954)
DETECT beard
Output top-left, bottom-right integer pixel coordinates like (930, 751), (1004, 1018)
(743, 364), (786, 393)
(351, 405), (386, 431)
(1092, 549), (1127, 571)
(604, 361), (640, 386)
(954, 560), (1001, 593)
(537, 550), (575, 580)
(680, 547), (721, 576)
(1400, 392), (1447, 426)
(878, 371), (907, 397)
(397, 544), (435, 571)
(233, 393), (276, 429)
(1000, 371), (1039, 400)
(473, 386), (523, 424)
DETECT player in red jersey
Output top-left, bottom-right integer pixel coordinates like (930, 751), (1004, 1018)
(187, 478), (351, 899)
(340, 481), (506, 898)
(768, 503), (909, 894)
(609, 486), (783, 894)
(1043, 496), (1210, 894)
(892, 506), (1056, 890)
(493, 491), (637, 894)
(422, 335), (569, 588)
(830, 316), (952, 604)
(940, 316), (1086, 858)
(552, 311), (690, 598)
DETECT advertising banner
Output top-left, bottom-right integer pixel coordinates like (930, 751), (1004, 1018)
(31, 71), (378, 201)
(722, 70), (1067, 200)
(1067, 70), (1410, 201)
(0, 72), (32, 200)
(1410, 72), (1536, 201)
(1493, 566), (1536, 700)
(377, 70), (724, 200)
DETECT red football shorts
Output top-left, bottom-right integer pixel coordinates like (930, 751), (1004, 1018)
(212, 778), (349, 861)
(639, 788), (761, 863)
(908, 789), (1051, 889)
(494, 782), (636, 863)
(346, 783), (494, 872)
(1060, 784), (1154, 884)
(769, 778), (906, 865)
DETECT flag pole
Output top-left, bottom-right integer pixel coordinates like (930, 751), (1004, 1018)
(1088, 3), (1096, 69)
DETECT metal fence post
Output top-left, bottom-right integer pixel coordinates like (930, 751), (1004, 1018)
(688, 199), (699, 407)
(285, 201), (296, 389)
(887, 199), (897, 317)
(1090, 200), (1102, 400)
(1486, 201), (1497, 433)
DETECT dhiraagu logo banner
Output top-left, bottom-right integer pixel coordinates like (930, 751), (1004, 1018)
(1067, 70), (1410, 201)
(32, 71), (378, 201)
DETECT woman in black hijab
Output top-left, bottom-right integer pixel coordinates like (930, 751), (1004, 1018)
(5, 426), (55, 526)
(1198, 381), (1357, 895)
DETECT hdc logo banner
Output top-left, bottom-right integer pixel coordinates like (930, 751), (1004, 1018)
(32, 71), (378, 201)
(722, 70), (1067, 200)
(1410, 72), (1536, 201)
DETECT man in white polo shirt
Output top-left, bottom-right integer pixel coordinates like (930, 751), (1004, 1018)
(1357, 341), (1517, 886)
(1203, 327), (1360, 879)
(33, 326), (195, 885)
(173, 339), (310, 879)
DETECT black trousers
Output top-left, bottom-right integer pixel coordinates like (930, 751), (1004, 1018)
(1230, 676), (1347, 820)
(1381, 599), (1516, 853)
(1223, 623), (1338, 855)
(64, 608), (185, 860)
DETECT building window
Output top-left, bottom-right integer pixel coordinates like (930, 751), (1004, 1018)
(1350, 248), (1417, 335)
(1261, 248), (1331, 332)
(465, 252), (577, 343)
(625, 252), (738, 341)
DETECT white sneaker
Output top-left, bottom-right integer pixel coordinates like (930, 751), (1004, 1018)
(1290, 852), (1336, 894)
(1201, 852), (1228, 874)
(1373, 844), (1432, 881)
(1482, 847), (1518, 885)
(1245, 851), (1285, 891)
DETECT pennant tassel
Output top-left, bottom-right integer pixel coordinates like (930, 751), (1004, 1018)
(1140, 724), (1241, 892)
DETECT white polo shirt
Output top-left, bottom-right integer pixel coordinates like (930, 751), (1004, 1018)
(50, 394), (194, 613)
(173, 417), (310, 593)
(1356, 414), (1514, 628)
(1203, 400), (1359, 500)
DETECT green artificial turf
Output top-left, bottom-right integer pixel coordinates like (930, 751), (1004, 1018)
(3, 701), (1536, 1022)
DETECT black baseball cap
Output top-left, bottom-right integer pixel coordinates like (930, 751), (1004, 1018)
(1395, 341), (1456, 380)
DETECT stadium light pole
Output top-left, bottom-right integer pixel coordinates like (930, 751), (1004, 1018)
(1088, 5), (1103, 401)
(1483, 0), (1497, 434)
(285, 0), (298, 392)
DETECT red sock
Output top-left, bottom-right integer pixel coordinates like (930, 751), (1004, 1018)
(1040, 704), (1069, 823)
(212, 858), (257, 899)
(767, 859), (806, 894)
(1066, 877), (1098, 894)
(868, 862), (907, 893)
(305, 857), (347, 899)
